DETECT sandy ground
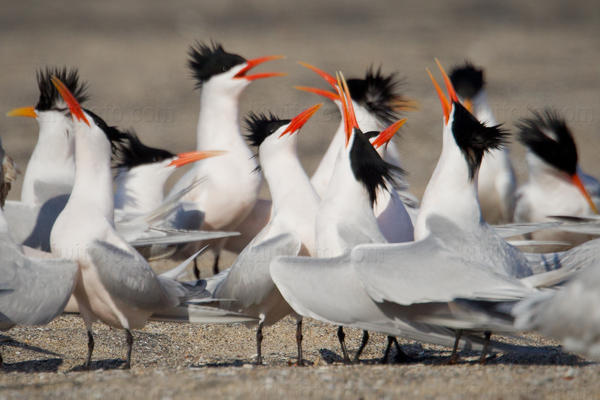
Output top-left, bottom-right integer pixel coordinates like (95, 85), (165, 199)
(1, 0), (599, 398)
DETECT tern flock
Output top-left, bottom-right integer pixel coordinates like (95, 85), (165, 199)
(1, 42), (600, 369)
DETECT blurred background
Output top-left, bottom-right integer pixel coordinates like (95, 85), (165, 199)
(1, 0), (599, 199)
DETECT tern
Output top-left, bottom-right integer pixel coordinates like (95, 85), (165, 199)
(165, 42), (284, 276)
(297, 62), (415, 243)
(203, 104), (322, 365)
(271, 63), (579, 364)
(0, 135), (78, 366)
(48, 77), (212, 369)
(514, 109), (599, 248)
(4, 67), (87, 249)
(449, 62), (516, 224)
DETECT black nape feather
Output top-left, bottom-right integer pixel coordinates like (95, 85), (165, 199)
(516, 109), (578, 176)
(243, 112), (290, 148)
(83, 108), (131, 163)
(349, 129), (404, 206)
(346, 66), (409, 125)
(449, 62), (485, 100)
(188, 41), (246, 88)
(451, 102), (508, 180)
(112, 130), (175, 170)
(36, 67), (89, 111)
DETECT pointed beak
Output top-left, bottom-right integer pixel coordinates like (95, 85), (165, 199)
(427, 59), (459, 125)
(234, 55), (286, 81)
(571, 173), (599, 214)
(371, 118), (407, 149)
(169, 150), (227, 168)
(279, 103), (323, 137)
(391, 98), (420, 112)
(51, 76), (90, 126)
(298, 61), (338, 89)
(294, 86), (340, 101)
(7, 106), (37, 118)
(336, 71), (359, 147)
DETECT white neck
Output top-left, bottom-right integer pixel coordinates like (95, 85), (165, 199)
(22, 113), (75, 204)
(114, 161), (174, 215)
(260, 134), (319, 254)
(69, 124), (114, 222)
(415, 120), (483, 240)
(316, 134), (384, 256)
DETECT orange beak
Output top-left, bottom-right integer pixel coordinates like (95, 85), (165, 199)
(427, 59), (460, 124)
(51, 76), (90, 126)
(279, 103), (322, 137)
(169, 150), (226, 168)
(298, 61), (338, 89)
(335, 71), (360, 147)
(571, 173), (599, 214)
(234, 55), (286, 81)
(294, 86), (340, 102)
(7, 106), (37, 118)
(371, 118), (407, 149)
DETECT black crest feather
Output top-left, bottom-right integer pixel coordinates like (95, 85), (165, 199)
(349, 129), (405, 206)
(516, 109), (577, 175)
(449, 62), (485, 100)
(112, 130), (175, 170)
(346, 67), (408, 125)
(36, 67), (89, 111)
(83, 109), (131, 163)
(451, 103), (508, 179)
(243, 112), (290, 148)
(188, 41), (246, 88)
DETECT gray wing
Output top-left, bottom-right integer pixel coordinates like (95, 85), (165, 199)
(350, 236), (535, 306)
(3, 195), (68, 251)
(513, 264), (600, 360)
(492, 221), (562, 239)
(213, 232), (302, 308)
(89, 240), (208, 311)
(127, 228), (239, 247)
(0, 237), (78, 326)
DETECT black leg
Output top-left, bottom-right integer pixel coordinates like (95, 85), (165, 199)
(337, 326), (351, 364)
(296, 319), (304, 366)
(123, 330), (134, 369)
(381, 336), (394, 364)
(212, 254), (220, 276)
(85, 329), (94, 370)
(193, 257), (200, 280)
(391, 337), (411, 363)
(354, 330), (369, 362)
(0, 349), (3, 368)
(448, 330), (463, 364)
(479, 331), (492, 365)
(256, 322), (264, 365)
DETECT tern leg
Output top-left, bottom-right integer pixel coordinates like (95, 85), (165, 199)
(212, 253), (220, 276)
(123, 330), (134, 369)
(381, 336), (394, 363)
(448, 329), (463, 364)
(256, 321), (264, 365)
(391, 337), (411, 363)
(336, 326), (351, 364)
(479, 331), (492, 365)
(0, 349), (3, 368)
(295, 318), (304, 366)
(354, 330), (370, 362)
(84, 329), (94, 369)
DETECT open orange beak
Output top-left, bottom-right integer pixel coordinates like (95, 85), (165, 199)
(371, 118), (407, 149)
(169, 150), (226, 168)
(335, 71), (359, 147)
(279, 103), (322, 137)
(571, 173), (599, 214)
(7, 106), (37, 118)
(51, 76), (90, 126)
(427, 58), (459, 124)
(294, 86), (340, 102)
(234, 55), (286, 81)
(298, 61), (338, 89)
